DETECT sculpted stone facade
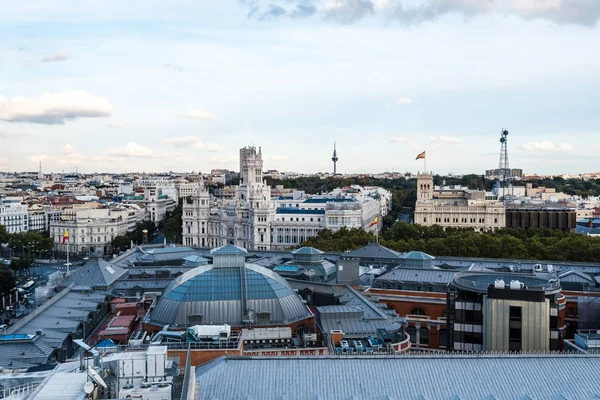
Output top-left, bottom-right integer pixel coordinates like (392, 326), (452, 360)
(414, 172), (505, 231)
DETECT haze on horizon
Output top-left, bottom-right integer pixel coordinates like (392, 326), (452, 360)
(1, 0), (600, 175)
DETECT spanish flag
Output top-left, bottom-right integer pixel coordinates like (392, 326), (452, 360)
(369, 216), (379, 227)
(62, 230), (69, 245)
(415, 151), (426, 160)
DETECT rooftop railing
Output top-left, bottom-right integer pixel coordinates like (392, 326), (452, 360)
(453, 273), (561, 293)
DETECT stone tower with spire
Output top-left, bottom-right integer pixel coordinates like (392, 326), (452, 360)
(181, 146), (275, 250)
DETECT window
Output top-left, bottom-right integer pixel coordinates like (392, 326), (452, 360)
(419, 327), (429, 345)
(410, 307), (426, 316)
(406, 326), (417, 343)
(439, 328), (448, 347)
(509, 306), (521, 320)
(509, 306), (522, 351)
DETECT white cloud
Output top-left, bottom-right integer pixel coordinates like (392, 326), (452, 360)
(0, 130), (25, 138)
(160, 136), (220, 152)
(108, 122), (124, 128)
(263, 154), (289, 161)
(242, 0), (600, 26)
(430, 136), (464, 144)
(40, 51), (70, 62)
(520, 140), (575, 153)
(207, 154), (238, 165)
(107, 142), (153, 158)
(0, 90), (113, 124)
(62, 144), (75, 153)
(27, 154), (50, 163)
(182, 109), (214, 120)
(396, 97), (412, 105)
(390, 136), (413, 144)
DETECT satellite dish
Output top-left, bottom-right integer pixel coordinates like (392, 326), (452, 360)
(87, 366), (108, 389)
(84, 381), (95, 394)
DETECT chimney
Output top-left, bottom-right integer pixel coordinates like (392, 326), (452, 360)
(330, 330), (344, 346)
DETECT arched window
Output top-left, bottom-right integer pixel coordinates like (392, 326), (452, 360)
(410, 307), (427, 316)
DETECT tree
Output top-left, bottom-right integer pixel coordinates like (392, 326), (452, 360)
(8, 231), (53, 258)
(299, 222), (600, 262)
(0, 265), (16, 295)
(0, 225), (9, 244)
(160, 201), (183, 244)
(111, 235), (132, 253)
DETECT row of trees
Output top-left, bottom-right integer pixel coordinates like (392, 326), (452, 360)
(0, 225), (53, 271)
(300, 224), (600, 262)
(438, 174), (600, 197)
(0, 225), (44, 293)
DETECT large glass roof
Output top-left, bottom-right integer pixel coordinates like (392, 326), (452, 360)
(164, 268), (293, 302)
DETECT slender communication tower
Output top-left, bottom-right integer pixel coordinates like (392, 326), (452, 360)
(331, 142), (339, 175)
(498, 129), (510, 199)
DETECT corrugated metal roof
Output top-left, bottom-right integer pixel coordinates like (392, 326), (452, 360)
(0, 290), (108, 369)
(34, 372), (88, 400)
(195, 355), (600, 400)
(344, 243), (403, 260)
(114, 279), (173, 290)
(64, 258), (127, 288)
(376, 268), (457, 284)
(183, 255), (210, 263)
(145, 247), (195, 254)
(558, 269), (594, 283)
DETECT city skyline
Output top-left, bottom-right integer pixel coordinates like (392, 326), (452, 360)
(1, 1), (600, 174)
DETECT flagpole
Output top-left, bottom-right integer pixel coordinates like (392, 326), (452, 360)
(424, 151), (427, 173)
(66, 239), (69, 274)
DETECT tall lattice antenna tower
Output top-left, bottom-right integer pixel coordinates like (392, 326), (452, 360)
(498, 129), (509, 199)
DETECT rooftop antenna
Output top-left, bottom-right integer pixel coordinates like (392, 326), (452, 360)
(498, 128), (510, 200)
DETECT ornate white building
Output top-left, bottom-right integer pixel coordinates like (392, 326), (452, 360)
(414, 172), (505, 231)
(183, 146), (275, 250)
(182, 146), (385, 250)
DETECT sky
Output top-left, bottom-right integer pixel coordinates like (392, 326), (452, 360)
(1, 0), (600, 175)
